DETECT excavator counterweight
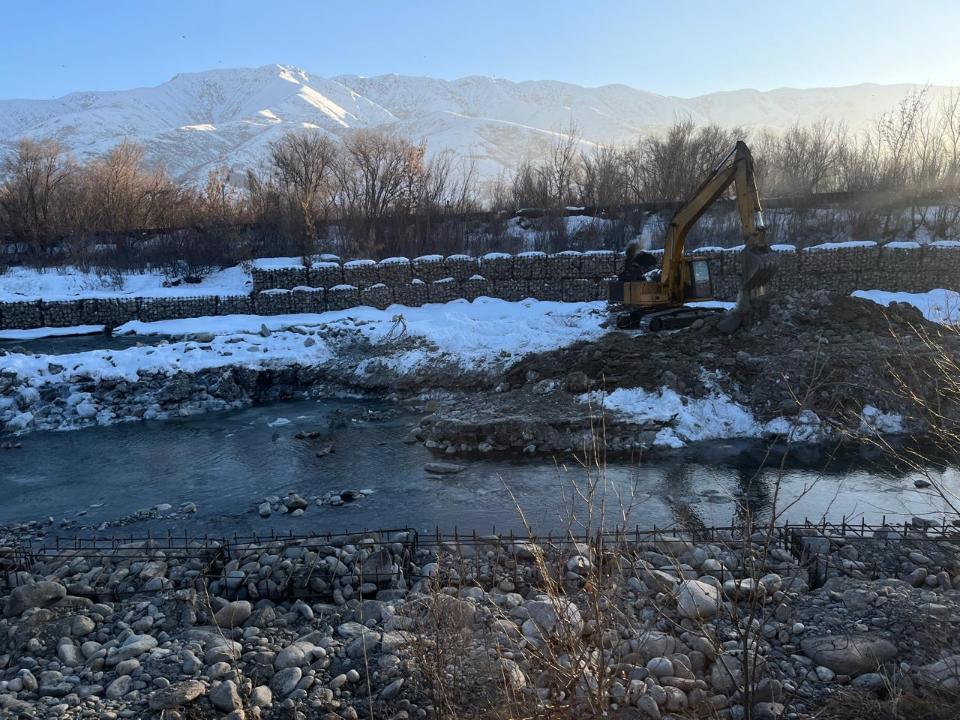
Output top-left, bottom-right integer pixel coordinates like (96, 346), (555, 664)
(609, 140), (777, 332)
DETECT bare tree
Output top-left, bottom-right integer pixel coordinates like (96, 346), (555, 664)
(0, 138), (72, 247)
(269, 130), (338, 248)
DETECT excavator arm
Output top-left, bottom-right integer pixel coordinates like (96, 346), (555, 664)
(661, 140), (771, 302)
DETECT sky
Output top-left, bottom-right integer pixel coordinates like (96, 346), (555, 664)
(3, 0), (960, 99)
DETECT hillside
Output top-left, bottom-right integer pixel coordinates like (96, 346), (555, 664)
(0, 64), (947, 183)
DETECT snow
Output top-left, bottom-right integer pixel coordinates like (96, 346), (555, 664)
(1, 65), (947, 185)
(0, 265), (250, 302)
(771, 244), (797, 253)
(0, 325), (105, 340)
(852, 289), (960, 324)
(414, 255), (443, 262)
(803, 240), (877, 252)
(860, 405), (905, 435)
(580, 386), (760, 448)
(0, 298), (606, 387)
(686, 300), (735, 310)
(343, 259), (376, 268)
(378, 257), (410, 265)
(883, 241), (921, 250)
(930, 240), (960, 248)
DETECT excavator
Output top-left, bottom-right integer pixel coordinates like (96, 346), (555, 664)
(608, 140), (776, 333)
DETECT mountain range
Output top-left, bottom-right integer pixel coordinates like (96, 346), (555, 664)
(0, 64), (948, 184)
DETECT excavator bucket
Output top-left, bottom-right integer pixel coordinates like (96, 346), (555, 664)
(717, 247), (778, 334)
(740, 246), (777, 292)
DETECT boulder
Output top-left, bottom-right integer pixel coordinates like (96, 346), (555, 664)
(214, 600), (252, 629)
(118, 633), (158, 660)
(210, 679), (242, 712)
(915, 655), (960, 691)
(677, 580), (721, 620)
(270, 667), (302, 697)
(800, 635), (897, 676)
(4, 581), (66, 617)
(149, 680), (207, 710)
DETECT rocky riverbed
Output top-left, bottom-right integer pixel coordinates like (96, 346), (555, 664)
(1, 520), (958, 719)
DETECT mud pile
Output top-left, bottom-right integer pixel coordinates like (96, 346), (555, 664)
(418, 292), (955, 455)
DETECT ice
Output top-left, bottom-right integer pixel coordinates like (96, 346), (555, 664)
(852, 289), (960, 324)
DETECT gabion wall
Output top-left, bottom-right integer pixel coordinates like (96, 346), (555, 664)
(3, 244), (958, 329)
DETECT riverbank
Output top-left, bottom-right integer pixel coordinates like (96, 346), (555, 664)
(1, 521), (958, 719)
(0, 292), (945, 451)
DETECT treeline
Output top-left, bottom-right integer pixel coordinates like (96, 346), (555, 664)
(501, 87), (960, 206)
(2, 87), (959, 273)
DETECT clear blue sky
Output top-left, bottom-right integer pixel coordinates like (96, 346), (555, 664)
(4, 0), (959, 99)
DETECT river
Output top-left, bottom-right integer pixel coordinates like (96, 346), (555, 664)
(2, 396), (955, 538)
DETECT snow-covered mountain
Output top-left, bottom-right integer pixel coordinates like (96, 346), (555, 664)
(0, 64), (947, 184)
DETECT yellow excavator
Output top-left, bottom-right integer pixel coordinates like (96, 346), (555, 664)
(608, 140), (776, 332)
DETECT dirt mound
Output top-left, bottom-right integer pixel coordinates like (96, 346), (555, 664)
(507, 291), (948, 422)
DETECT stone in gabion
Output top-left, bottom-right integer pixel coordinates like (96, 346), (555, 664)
(922, 246), (960, 291)
(255, 290), (296, 316)
(377, 257), (412, 285)
(307, 261), (344, 289)
(479, 253), (514, 281)
(412, 255), (447, 283)
(252, 266), (309, 292)
(490, 279), (528, 302)
(86, 298), (140, 327)
(444, 255), (480, 280)
(547, 251), (582, 278)
(514, 251), (548, 280)
(392, 280), (429, 308)
(562, 278), (601, 302)
(326, 285), (360, 311)
(217, 295), (253, 316)
(1, 300), (43, 329)
(41, 300), (85, 327)
(428, 277), (460, 304)
(140, 297), (217, 322)
(342, 259), (380, 289)
(360, 283), (393, 310)
(460, 275), (489, 301)
(291, 287), (326, 314)
(580, 250), (617, 278)
(526, 279), (563, 301)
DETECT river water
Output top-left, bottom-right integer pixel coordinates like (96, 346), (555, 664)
(1, 397), (955, 538)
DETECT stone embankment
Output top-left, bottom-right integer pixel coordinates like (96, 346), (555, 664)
(3, 242), (960, 330)
(1, 520), (958, 719)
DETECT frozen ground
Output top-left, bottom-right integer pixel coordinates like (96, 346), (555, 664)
(0, 298), (606, 387)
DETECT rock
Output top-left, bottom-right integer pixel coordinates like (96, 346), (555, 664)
(646, 657), (674, 678)
(259, 324), (271, 337)
(4, 580), (66, 616)
(258, 502), (272, 518)
(563, 370), (591, 393)
(361, 547), (396, 583)
(635, 695), (661, 719)
(105, 675), (132, 700)
(711, 655), (743, 694)
(800, 635), (897, 676)
(115, 659), (140, 676)
(380, 678), (404, 701)
(285, 493), (308, 511)
(424, 462), (466, 475)
(215, 600), (252, 628)
(211, 680), (242, 712)
(149, 680), (207, 710)
(251, 685), (272, 708)
(851, 673), (886, 692)
(118, 633), (158, 660)
(270, 667), (302, 697)
(677, 579), (721, 619)
(274, 644), (306, 669)
(522, 599), (583, 642)
(915, 655), (960, 691)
